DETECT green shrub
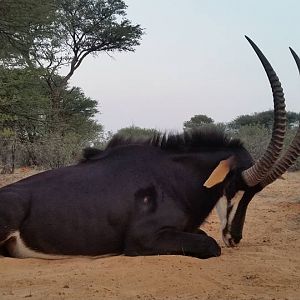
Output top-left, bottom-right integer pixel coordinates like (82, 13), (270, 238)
(234, 124), (300, 171)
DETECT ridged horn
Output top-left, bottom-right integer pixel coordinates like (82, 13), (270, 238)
(242, 36), (286, 187)
(260, 47), (300, 187)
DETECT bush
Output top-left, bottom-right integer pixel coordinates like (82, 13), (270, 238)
(18, 132), (94, 169)
(234, 124), (300, 171)
(116, 126), (159, 139)
(0, 131), (102, 171)
(233, 124), (270, 161)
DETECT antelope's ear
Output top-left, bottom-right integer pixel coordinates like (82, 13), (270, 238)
(204, 156), (235, 188)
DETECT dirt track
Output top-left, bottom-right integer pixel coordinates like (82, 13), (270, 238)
(0, 170), (299, 300)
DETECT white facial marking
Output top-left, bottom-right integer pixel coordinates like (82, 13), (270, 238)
(223, 233), (232, 247)
(222, 233), (238, 247)
(227, 191), (244, 228)
(215, 191), (244, 247)
(215, 196), (228, 231)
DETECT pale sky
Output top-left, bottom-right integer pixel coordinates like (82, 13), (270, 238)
(70, 0), (300, 133)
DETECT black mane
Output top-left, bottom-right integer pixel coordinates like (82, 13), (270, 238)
(108, 128), (243, 152)
(81, 128), (244, 162)
(81, 147), (103, 161)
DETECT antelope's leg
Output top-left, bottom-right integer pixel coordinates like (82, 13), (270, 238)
(125, 229), (221, 259)
(0, 192), (28, 246)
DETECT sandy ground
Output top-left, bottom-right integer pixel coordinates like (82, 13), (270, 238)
(0, 169), (299, 300)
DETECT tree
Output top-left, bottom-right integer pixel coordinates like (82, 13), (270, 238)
(0, 67), (50, 141)
(0, 0), (144, 170)
(231, 110), (300, 129)
(0, 67), (102, 170)
(0, 0), (143, 116)
(0, 0), (58, 67)
(183, 114), (214, 130)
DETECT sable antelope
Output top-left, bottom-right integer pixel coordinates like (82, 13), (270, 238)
(0, 36), (299, 259)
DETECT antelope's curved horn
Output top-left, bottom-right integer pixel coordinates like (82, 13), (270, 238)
(242, 36), (286, 187)
(261, 47), (300, 187)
